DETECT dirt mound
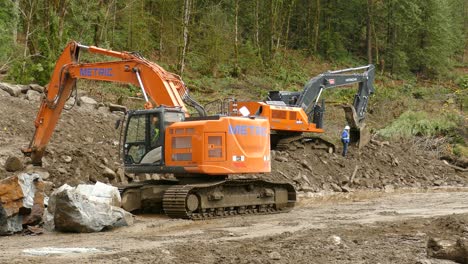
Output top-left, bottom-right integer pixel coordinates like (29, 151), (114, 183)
(0, 91), (465, 194)
(0, 94), (121, 187)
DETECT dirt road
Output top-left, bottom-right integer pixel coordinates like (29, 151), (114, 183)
(2, 188), (468, 264)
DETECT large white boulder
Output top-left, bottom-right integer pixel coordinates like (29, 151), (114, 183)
(51, 183), (132, 233)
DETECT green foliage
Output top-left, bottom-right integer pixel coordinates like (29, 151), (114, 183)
(0, 1), (15, 64)
(456, 75), (468, 90)
(453, 145), (468, 157)
(2, 0), (465, 86)
(8, 58), (44, 84)
(378, 111), (461, 139)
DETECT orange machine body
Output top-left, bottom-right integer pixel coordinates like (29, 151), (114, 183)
(165, 117), (270, 174)
(229, 101), (324, 134)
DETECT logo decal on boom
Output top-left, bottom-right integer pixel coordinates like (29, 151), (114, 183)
(79, 68), (113, 77)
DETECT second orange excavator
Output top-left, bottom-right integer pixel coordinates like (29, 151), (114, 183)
(22, 41), (296, 219)
(229, 65), (375, 152)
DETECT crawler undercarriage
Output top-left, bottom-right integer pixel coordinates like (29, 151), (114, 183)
(120, 178), (296, 220)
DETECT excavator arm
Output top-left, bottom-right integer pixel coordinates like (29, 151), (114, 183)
(295, 64), (375, 125)
(23, 41), (205, 165)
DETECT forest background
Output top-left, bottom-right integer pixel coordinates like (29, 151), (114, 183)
(0, 0), (467, 155)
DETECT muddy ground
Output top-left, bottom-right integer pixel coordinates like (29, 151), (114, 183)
(0, 87), (467, 263)
(2, 189), (468, 263)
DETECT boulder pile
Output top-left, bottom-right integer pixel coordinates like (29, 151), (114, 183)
(0, 173), (45, 235)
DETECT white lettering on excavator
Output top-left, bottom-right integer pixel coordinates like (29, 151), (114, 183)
(228, 125), (267, 137)
(345, 78), (357, 82)
(79, 68), (113, 77)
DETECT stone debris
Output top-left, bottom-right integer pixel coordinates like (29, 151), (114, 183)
(0, 174), (46, 235)
(26, 89), (42, 101)
(78, 96), (98, 110)
(102, 166), (117, 181)
(51, 182), (132, 233)
(427, 237), (468, 263)
(109, 103), (127, 113)
(29, 84), (44, 93)
(4, 155), (24, 172)
(0, 82), (22, 97)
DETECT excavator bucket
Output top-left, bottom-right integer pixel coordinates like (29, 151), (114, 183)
(342, 105), (371, 148)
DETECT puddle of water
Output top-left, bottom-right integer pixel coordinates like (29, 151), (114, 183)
(23, 247), (101, 256)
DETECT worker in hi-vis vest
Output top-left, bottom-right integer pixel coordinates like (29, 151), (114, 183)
(341, 125), (350, 157)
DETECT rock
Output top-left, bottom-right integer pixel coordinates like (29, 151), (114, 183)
(97, 106), (109, 113)
(275, 156), (288, 162)
(26, 89), (41, 101)
(0, 82), (22, 97)
(75, 182), (121, 207)
(0, 212), (23, 235)
(433, 180), (445, 186)
(112, 207), (134, 227)
(4, 156), (24, 172)
(329, 235), (342, 245)
(119, 257), (131, 263)
(78, 96), (98, 110)
(0, 176), (24, 217)
(25, 166), (50, 180)
(22, 180), (45, 226)
(61, 155), (72, 163)
(109, 103), (127, 113)
(19, 85), (29, 93)
(0, 174), (45, 235)
(300, 160), (313, 171)
(330, 183), (342, 192)
(52, 183), (131, 233)
(341, 185), (352, 193)
(384, 184), (395, 193)
(57, 167), (67, 174)
(116, 168), (127, 183)
(89, 174), (97, 183)
(268, 251), (282, 260)
(0, 88), (9, 97)
(427, 237), (468, 263)
(102, 167), (117, 180)
(65, 97), (76, 108)
(29, 84), (44, 93)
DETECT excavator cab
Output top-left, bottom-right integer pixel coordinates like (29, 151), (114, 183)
(123, 107), (184, 169)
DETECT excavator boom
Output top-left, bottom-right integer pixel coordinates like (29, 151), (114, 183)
(23, 41), (204, 164)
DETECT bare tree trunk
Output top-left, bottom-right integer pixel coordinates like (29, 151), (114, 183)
(12, 0), (19, 44)
(159, 1), (164, 58)
(366, 0), (373, 64)
(179, 0), (191, 76)
(58, 0), (68, 41)
(100, 0), (115, 43)
(233, 0), (239, 76)
(313, 0), (320, 53)
(284, 0), (295, 49)
(254, 0), (261, 59)
(112, 0), (117, 46)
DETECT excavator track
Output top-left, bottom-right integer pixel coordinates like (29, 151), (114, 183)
(162, 179), (296, 220)
(274, 134), (336, 153)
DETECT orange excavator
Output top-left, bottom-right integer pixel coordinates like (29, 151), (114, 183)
(229, 65), (375, 152)
(22, 41), (296, 219)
